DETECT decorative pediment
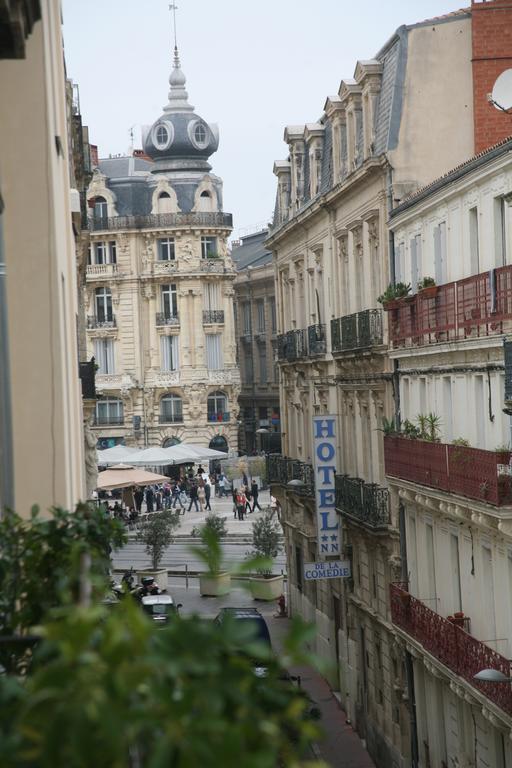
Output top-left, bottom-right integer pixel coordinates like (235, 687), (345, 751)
(284, 125), (305, 144)
(338, 78), (362, 104)
(354, 59), (383, 86)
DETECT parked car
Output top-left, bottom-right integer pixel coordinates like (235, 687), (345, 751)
(141, 594), (182, 626)
(214, 607), (272, 676)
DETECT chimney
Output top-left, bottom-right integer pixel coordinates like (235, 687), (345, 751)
(472, 0), (512, 153)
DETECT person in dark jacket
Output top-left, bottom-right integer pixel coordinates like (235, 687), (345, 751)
(188, 482), (199, 512)
(134, 487), (144, 513)
(251, 480), (262, 512)
(145, 486), (154, 512)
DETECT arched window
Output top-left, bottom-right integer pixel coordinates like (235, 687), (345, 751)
(160, 394), (183, 424)
(95, 286), (113, 324)
(207, 391), (228, 422)
(197, 188), (214, 213)
(94, 196), (108, 222)
(95, 397), (123, 426)
(200, 191), (210, 198)
(157, 190), (173, 214)
(194, 123), (207, 145)
(209, 435), (228, 453)
(162, 436), (181, 448)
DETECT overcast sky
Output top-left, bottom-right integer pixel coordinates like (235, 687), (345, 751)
(62, 0), (460, 237)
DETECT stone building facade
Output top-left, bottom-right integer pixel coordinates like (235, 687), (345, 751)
(84, 48), (240, 455)
(266, 4), (511, 767)
(232, 230), (280, 454)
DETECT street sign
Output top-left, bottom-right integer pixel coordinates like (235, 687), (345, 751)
(304, 560), (351, 581)
(312, 415), (340, 558)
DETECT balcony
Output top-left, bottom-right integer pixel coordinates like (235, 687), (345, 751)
(335, 474), (390, 528)
(93, 414), (124, 426)
(86, 263), (118, 279)
(156, 313), (179, 327)
(90, 211), (233, 232)
(158, 413), (183, 424)
(266, 454), (314, 497)
(87, 315), (116, 329)
(384, 435), (512, 507)
(208, 412), (230, 422)
(388, 266), (512, 348)
(390, 582), (512, 716)
(79, 358), (96, 400)
(276, 329), (307, 362)
(307, 323), (326, 356)
(331, 308), (383, 353)
(203, 310), (225, 324)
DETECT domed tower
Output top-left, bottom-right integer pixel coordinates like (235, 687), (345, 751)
(85, 43), (239, 456)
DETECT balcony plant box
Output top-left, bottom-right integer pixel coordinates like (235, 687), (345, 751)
(419, 285), (439, 299)
(382, 299), (402, 311)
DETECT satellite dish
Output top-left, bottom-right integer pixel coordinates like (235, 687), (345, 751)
(491, 69), (512, 112)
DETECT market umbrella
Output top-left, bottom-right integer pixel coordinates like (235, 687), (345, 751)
(97, 445), (139, 466)
(184, 444), (229, 459)
(96, 466), (169, 491)
(124, 447), (178, 467)
(164, 444), (227, 463)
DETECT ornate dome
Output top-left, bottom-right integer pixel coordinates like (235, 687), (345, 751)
(143, 48), (219, 173)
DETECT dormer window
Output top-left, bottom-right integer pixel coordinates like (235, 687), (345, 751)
(189, 120), (209, 149)
(152, 121), (173, 150)
(200, 191), (210, 198)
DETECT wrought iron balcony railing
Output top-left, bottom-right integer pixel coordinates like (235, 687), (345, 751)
(158, 413), (183, 424)
(79, 358), (96, 399)
(307, 323), (326, 356)
(155, 313), (180, 326)
(93, 414), (124, 426)
(90, 211), (233, 232)
(87, 316), (116, 329)
(384, 435), (512, 507)
(335, 474), (390, 527)
(331, 308), (383, 353)
(208, 412), (230, 422)
(276, 329), (307, 362)
(266, 453), (314, 496)
(203, 310), (225, 324)
(388, 265), (512, 348)
(390, 582), (512, 716)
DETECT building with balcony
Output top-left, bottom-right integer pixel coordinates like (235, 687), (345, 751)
(83, 46), (239, 454)
(232, 230), (280, 454)
(385, 135), (512, 765)
(266, 4), (512, 766)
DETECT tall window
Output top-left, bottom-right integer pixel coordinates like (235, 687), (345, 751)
(160, 335), (179, 371)
(495, 197), (508, 267)
(95, 397), (123, 425)
(201, 236), (217, 258)
(244, 350), (253, 380)
(434, 221), (447, 284)
(94, 196), (108, 222)
(259, 344), (267, 383)
(207, 390), (227, 421)
(157, 192), (173, 214)
(206, 334), (222, 370)
(270, 297), (277, 334)
(256, 299), (265, 332)
(161, 284), (178, 318)
(94, 338), (115, 374)
(204, 282), (220, 310)
(242, 302), (251, 335)
(469, 207), (479, 275)
(158, 238), (175, 261)
(95, 287), (113, 322)
(90, 241), (116, 265)
(160, 394), (183, 423)
(410, 235), (422, 291)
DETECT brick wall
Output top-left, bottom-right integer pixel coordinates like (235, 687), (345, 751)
(472, 0), (512, 153)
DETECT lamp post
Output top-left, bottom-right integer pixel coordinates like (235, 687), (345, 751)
(255, 426), (269, 454)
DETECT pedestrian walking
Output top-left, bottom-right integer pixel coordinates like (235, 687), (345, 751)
(243, 485), (252, 515)
(235, 488), (247, 521)
(188, 482), (200, 513)
(171, 481), (185, 512)
(154, 484), (162, 511)
(204, 474), (212, 511)
(162, 483), (171, 509)
(145, 486), (154, 512)
(197, 480), (206, 512)
(134, 487), (144, 513)
(251, 480), (262, 512)
(218, 472), (227, 497)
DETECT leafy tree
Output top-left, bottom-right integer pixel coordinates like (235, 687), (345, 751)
(137, 510), (181, 570)
(191, 512), (228, 539)
(249, 509), (283, 576)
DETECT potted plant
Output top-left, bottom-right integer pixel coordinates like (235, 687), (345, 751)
(402, 419), (420, 439)
(137, 510), (181, 591)
(248, 509), (284, 601)
(377, 282), (411, 311)
(190, 523), (231, 597)
(417, 412), (441, 442)
(495, 444), (511, 465)
(417, 276), (439, 299)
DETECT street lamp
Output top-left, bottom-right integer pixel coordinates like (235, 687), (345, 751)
(287, 478), (305, 487)
(473, 669), (512, 683)
(256, 427), (270, 454)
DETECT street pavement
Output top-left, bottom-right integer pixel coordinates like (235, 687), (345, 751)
(112, 488), (375, 767)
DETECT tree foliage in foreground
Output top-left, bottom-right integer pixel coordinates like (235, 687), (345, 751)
(0, 504), (325, 767)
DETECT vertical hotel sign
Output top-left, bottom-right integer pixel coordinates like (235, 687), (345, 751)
(312, 415), (340, 558)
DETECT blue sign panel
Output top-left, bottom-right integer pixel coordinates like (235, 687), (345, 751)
(312, 415), (340, 558)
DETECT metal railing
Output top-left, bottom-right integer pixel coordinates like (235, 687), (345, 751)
(276, 329), (307, 362)
(90, 211), (233, 232)
(266, 454), (314, 496)
(203, 310), (225, 324)
(155, 313), (180, 326)
(87, 316), (116, 329)
(390, 582), (512, 716)
(158, 413), (183, 424)
(335, 474), (390, 527)
(208, 412), (230, 422)
(93, 414), (124, 426)
(307, 323), (326, 355)
(331, 308), (383, 352)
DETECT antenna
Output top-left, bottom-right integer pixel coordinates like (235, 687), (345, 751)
(169, 3), (178, 50)
(129, 125), (135, 154)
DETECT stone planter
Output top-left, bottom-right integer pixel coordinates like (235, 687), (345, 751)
(250, 574), (284, 601)
(137, 569), (168, 591)
(199, 571), (231, 597)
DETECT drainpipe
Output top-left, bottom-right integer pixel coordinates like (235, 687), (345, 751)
(0, 196), (14, 515)
(387, 165), (401, 429)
